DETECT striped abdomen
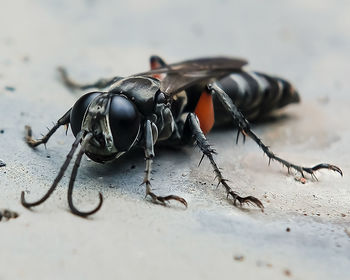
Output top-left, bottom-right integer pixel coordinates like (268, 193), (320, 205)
(214, 71), (300, 123)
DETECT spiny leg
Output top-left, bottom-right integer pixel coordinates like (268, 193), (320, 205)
(209, 83), (343, 179)
(142, 120), (187, 207)
(21, 131), (84, 208)
(0, 209), (19, 221)
(186, 113), (263, 210)
(25, 109), (71, 148)
(57, 67), (123, 91)
(67, 133), (103, 217)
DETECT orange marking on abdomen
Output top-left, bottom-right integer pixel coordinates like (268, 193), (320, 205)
(194, 91), (215, 134)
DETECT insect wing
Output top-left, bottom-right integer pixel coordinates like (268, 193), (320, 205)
(137, 57), (248, 96)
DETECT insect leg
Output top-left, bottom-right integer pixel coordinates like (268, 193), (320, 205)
(0, 209), (19, 221)
(185, 113), (264, 210)
(208, 83), (343, 178)
(21, 131), (84, 208)
(25, 109), (71, 148)
(142, 120), (187, 207)
(58, 67), (123, 90)
(67, 133), (103, 217)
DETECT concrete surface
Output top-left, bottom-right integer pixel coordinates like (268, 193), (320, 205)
(1, 1), (349, 279)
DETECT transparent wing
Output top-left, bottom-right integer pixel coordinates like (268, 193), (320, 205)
(135, 57), (248, 96)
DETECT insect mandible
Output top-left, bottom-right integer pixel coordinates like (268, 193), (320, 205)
(21, 56), (343, 217)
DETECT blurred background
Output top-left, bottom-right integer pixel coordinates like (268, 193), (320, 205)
(1, 1), (349, 279)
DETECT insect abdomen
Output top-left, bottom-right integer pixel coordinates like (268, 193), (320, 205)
(214, 71), (300, 123)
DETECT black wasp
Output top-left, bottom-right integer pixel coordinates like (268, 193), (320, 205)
(21, 55), (342, 217)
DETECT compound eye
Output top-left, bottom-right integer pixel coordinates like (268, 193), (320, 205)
(155, 92), (166, 104)
(109, 95), (140, 151)
(70, 92), (101, 136)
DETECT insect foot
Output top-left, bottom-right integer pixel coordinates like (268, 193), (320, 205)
(148, 192), (188, 208)
(301, 164), (343, 180)
(144, 181), (187, 208)
(219, 179), (264, 211)
(227, 190), (264, 211)
(0, 209), (19, 221)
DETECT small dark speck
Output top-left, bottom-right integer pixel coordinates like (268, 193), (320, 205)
(233, 255), (244, 261)
(0, 129), (4, 134)
(5, 86), (15, 92)
(286, 227), (290, 232)
(0, 159), (6, 167)
(131, 164), (136, 169)
(284, 269), (291, 277)
(46, 155), (51, 159)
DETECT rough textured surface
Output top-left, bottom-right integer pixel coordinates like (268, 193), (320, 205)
(1, 1), (349, 279)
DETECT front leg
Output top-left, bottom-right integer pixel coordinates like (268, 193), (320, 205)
(208, 83), (343, 179)
(142, 120), (187, 207)
(25, 109), (71, 148)
(185, 113), (264, 210)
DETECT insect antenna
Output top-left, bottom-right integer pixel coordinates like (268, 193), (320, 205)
(67, 132), (103, 217)
(21, 131), (84, 208)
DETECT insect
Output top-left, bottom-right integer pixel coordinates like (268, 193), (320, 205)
(21, 56), (342, 217)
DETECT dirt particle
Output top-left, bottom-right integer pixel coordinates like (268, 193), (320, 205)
(295, 177), (306, 184)
(341, 213), (346, 217)
(0, 209), (18, 221)
(233, 255), (244, 261)
(22, 55), (30, 62)
(0, 129), (4, 134)
(5, 86), (15, 92)
(286, 227), (291, 232)
(283, 269), (291, 277)
(0, 159), (6, 167)
(131, 164), (136, 169)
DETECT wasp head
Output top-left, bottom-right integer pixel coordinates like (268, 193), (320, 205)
(70, 92), (141, 163)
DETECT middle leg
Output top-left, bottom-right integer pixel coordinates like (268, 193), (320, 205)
(185, 113), (264, 210)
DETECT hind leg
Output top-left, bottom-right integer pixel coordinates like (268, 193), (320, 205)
(208, 83), (342, 179)
(58, 67), (123, 91)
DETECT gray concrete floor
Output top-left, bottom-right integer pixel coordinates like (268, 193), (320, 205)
(1, 1), (350, 279)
